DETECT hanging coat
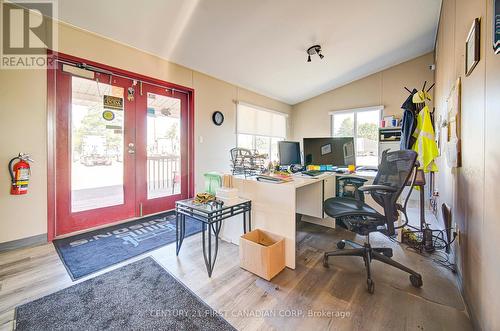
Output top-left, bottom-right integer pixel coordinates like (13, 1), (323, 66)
(412, 105), (439, 172)
(400, 89), (418, 150)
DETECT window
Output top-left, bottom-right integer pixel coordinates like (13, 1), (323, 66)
(236, 102), (287, 162)
(330, 106), (382, 166)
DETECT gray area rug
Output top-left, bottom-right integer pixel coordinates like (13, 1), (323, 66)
(15, 257), (235, 330)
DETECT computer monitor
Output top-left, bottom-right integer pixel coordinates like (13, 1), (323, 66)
(303, 137), (355, 167)
(278, 141), (301, 166)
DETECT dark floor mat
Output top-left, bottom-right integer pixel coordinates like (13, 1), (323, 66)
(53, 211), (201, 279)
(15, 257), (235, 330)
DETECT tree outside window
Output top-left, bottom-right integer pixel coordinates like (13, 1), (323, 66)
(332, 109), (380, 166)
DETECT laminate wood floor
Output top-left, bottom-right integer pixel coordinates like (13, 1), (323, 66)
(0, 213), (472, 331)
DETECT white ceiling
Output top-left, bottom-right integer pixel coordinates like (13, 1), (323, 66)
(58, 0), (441, 105)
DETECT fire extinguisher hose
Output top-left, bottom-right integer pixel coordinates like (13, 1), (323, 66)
(8, 157), (19, 184)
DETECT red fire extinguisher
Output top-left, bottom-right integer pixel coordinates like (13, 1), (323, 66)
(8, 153), (34, 195)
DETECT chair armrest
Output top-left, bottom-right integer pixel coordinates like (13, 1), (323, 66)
(358, 184), (397, 193)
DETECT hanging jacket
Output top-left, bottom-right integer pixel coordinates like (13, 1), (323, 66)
(412, 105), (439, 172)
(400, 89), (418, 150)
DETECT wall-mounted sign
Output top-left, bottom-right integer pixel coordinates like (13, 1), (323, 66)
(102, 110), (115, 121)
(103, 95), (123, 110)
(494, 0), (500, 54)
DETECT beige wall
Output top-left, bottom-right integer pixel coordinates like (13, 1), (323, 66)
(434, 0), (500, 329)
(0, 69), (48, 242)
(0, 22), (291, 244)
(291, 53), (434, 140)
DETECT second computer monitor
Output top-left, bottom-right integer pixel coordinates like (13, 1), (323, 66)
(303, 137), (355, 167)
(278, 141), (301, 166)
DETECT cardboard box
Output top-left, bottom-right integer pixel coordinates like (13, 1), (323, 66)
(239, 229), (285, 281)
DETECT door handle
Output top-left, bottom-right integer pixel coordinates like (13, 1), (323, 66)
(128, 143), (135, 154)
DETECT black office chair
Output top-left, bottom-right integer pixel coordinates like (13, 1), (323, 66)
(323, 150), (423, 293)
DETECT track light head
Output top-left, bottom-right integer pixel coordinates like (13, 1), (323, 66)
(306, 44), (324, 62)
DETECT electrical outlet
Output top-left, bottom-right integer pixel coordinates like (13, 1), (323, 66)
(456, 229), (461, 246)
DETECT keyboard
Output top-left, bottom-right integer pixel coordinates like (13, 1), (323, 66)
(301, 170), (323, 177)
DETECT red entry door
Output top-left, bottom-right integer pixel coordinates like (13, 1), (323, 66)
(54, 60), (191, 236)
(135, 83), (189, 215)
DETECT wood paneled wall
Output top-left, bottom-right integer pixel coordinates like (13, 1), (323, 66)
(434, 0), (500, 329)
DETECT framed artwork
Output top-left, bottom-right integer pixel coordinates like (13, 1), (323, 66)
(494, 0), (500, 54)
(465, 18), (480, 76)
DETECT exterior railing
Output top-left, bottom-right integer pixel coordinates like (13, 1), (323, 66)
(147, 155), (179, 194)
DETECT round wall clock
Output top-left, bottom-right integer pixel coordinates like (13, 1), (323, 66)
(212, 111), (224, 126)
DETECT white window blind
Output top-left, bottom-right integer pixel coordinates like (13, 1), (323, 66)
(236, 102), (287, 138)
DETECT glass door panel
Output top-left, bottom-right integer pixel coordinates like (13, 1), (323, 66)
(55, 66), (136, 236)
(136, 83), (189, 215)
(71, 76), (125, 212)
(146, 92), (181, 199)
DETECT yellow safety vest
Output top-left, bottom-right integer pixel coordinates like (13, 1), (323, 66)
(412, 105), (439, 172)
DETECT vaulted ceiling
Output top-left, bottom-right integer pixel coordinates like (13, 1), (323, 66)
(58, 0), (441, 105)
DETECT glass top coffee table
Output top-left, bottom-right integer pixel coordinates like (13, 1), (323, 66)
(175, 198), (251, 277)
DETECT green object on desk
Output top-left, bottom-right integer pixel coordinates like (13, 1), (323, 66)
(204, 172), (222, 195)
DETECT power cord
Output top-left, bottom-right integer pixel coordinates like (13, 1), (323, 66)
(401, 226), (458, 273)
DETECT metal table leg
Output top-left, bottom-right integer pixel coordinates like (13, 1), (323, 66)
(248, 206), (252, 231)
(175, 210), (179, 255)
(243, 211), (247, 234)
(202, 219), (223, 277)
(176, 212), (186, 256)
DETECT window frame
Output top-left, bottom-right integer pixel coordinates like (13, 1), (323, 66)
(329, 105), (383, 166)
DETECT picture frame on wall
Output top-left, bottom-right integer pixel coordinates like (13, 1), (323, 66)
(495, 0), (500, 54)
(465, 18), (480, 76)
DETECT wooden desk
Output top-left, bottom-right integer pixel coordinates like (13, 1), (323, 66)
(219, 171), (378, 269)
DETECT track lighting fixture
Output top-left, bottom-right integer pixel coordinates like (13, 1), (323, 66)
(306, 45), (324, 62)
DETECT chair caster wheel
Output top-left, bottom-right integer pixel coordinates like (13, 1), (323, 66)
(367, 279), (375, 294)
(323, 255), (329, 268)
(410, 274), (423, 288)
(336, 241), (346, 249)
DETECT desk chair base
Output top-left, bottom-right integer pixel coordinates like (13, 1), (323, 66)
(323, 238), (423, 294)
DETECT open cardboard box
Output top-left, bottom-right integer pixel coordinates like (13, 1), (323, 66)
(239, 229), (285, 281)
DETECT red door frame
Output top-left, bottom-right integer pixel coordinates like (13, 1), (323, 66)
(47, 51), (195, 241)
